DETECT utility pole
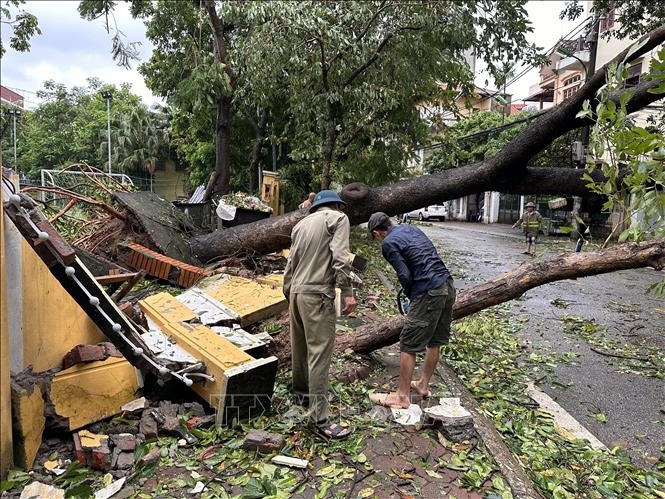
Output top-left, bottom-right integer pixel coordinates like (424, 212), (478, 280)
(101, 91), (113, 174)
(8, 109), (20, 169)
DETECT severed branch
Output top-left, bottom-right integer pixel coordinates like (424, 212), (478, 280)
(21, 186), (127, 221)
(48, 198), (79, 223)
(266, 238), (665, 364)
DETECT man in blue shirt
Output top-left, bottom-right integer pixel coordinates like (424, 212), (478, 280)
(367, 212), (455, 408)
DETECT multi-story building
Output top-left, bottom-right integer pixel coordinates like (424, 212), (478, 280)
(525, 37), (589, 108)
(0, 86), (24, 109)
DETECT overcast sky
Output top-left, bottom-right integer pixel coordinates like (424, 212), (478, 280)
(1, 1), (581, 109)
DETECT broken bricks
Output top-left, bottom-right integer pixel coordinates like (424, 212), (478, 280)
(62, 342), (122, 369)
(241, 429), (285, 454)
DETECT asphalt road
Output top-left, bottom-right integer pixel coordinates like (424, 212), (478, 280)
(420, 221), (665, 467)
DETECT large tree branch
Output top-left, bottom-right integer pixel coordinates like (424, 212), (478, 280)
(190, 25), (665, 261)
(332, 237), (665, 356)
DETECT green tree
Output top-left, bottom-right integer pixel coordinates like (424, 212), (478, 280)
(425, 110), (581, 173)
(561, 0), (665, 40)
(240, 1), (542, 189)
(578, 44), (665, 247)
(15, 79), (155, 178)
(104, 104), (170, 184)
(0, 0), (41, 57)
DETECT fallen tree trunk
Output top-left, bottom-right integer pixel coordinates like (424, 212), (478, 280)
(190, 25), (665, 262)
(335, 238), (665, 355)
(268, 238), (665, 363)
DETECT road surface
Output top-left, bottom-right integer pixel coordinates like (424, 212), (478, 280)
(421, 221), (665, 467)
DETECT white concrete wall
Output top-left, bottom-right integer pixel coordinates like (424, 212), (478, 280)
(483, 192), (500, 224)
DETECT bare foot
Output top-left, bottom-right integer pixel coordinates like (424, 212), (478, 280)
(410, 380), (431, 397)
(384, 392), (410, 408)
(369, 391), (410, 409)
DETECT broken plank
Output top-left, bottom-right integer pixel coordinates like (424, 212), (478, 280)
(198, 274), (287, 327)
(436, 363), (543, 499)
(112, 270), (146, 303)
(139, 295), (277, 424)
(96, 273), (140, 285)
(50, 357), (141, 431)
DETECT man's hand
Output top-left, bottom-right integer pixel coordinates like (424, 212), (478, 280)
(341, 296), (357, 315)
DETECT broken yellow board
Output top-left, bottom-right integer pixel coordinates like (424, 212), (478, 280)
(139, 293), (278, 424)
(198, 274), (287, 327)
(255, 274), (284, 288)
(139, 292), (198, 324)
(10, 384), (45, 470)
(50, 357), (140, 431)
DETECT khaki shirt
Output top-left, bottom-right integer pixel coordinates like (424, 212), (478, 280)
(283, 207), (352, 298)
(516, 210), (542, 235)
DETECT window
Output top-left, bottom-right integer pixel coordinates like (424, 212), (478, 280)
(563, 86), (579, 100)
(563, 75), (581, 87)
(625, 63), (642, 88)
(599, 9), (615, 33)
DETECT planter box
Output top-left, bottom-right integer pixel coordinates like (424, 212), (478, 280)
(222, 207), (271, 228)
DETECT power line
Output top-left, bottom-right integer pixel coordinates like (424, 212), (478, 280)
(421, 110), (548, 152)
(473, 15), (593, 107)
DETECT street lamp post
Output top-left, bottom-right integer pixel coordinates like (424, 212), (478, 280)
(101, 91), (113, 174)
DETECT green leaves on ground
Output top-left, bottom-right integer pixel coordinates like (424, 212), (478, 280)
(561, 315), (665, 380)
(445, 309), (665, 498)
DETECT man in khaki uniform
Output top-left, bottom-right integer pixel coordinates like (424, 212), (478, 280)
(513, 201), (542, 256)
(283, 190), (356, 438)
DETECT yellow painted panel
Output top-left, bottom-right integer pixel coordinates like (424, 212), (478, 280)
(140, 292), (197, 323)
(50, 357), (139, 431)
(199, 275), (287, 326)
(1, 199), (13, 477)
(139, 295), (254, 409)
(255, 274), (284, 288)
(10, 385), (45, 470)
(21, 241), (105, 372)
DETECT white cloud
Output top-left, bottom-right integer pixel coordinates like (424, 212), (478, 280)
(1, 0), (160, 107)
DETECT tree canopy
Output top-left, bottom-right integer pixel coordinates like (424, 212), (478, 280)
(2, 79), (171, 181)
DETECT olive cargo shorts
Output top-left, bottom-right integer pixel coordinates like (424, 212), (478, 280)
(400, 278), (456, 353)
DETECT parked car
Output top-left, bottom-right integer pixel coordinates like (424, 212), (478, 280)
(406, 204), (448, 221)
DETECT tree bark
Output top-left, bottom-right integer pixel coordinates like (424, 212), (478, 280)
(190, 25), (665, 261)
(321, 102), (340, 190)
(246, 108), (268, 193)
(204, 95), (233, 197)
(202, 0), (235, 200)
(332, 237), (665, 356)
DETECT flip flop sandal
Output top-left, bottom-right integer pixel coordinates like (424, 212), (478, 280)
(368, 392), (409, 409)
(410, 381), (432, 398)
(319, 422), (351, 440)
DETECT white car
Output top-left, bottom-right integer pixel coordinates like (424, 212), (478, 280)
(406, 204), (448, 221)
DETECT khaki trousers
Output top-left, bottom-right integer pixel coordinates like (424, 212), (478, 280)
(290, 292), (336, 424)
